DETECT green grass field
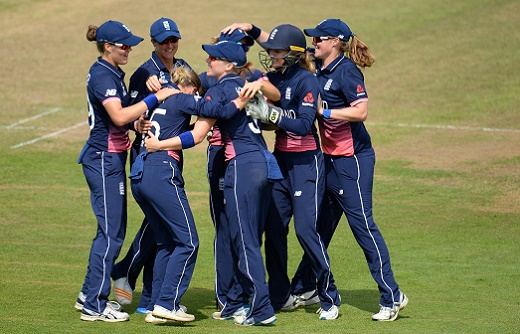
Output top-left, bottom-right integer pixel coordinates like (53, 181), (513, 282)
(1, 0), (519, 333)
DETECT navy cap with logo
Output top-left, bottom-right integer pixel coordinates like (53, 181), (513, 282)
(260, 24), (306, 53)
(202, 40), (247, 67)
(150, 17), (181, 43)
(218, 29), (254, 46)
(304, 19), (354, 42)
(96, 20), (143, 46)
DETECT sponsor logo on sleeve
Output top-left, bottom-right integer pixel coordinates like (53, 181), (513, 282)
(356, 84), (366, 97)
(105, 89), (117, 97)
(302, 92), (315, 107)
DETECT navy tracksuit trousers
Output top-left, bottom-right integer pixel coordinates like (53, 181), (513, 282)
(131, 153), (198, 311)
(79, 147), (127, 314)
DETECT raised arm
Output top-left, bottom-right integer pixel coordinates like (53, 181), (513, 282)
(220, 22), (270, 44)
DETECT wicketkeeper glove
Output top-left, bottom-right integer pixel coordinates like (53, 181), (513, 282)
(245, 92), (283, 125)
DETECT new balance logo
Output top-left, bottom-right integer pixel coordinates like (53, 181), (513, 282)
(105, 89), (117, 97)
(294, 191), (302, 197)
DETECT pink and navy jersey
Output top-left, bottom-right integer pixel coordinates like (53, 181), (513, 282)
(316, 55), (372, 156)
(85, 57), (131, 153)
(147, 93), (239, 163)
(208, 125), (224, 146)
(201, 69), (264, 147)
(202, 74), (268, 162)
(266, 66), (320, 153)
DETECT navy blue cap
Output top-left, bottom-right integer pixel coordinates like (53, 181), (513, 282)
(96, 20), (143, 46)
(150, 17), (181, 43)
(218, 29), (254, 46)
(260, 24), (306, 52)
(304, 19), (354, 41)
(202, 40), (247, 67)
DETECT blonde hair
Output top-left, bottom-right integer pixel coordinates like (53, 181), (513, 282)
(298, 51), (316, 74)
(230, 61), (256, 80)
(86, 24), (106, 54)
(171, 67), (203, 95)
(339, 35), (375, 69)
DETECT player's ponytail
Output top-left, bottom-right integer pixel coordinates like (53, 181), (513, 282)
(298, 51), (316, 74)
(86, 24), (106, 54)
(344, 35), (375, 69)
(233, 61), (255, 81)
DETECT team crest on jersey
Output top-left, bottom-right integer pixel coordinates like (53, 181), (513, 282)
(285, 87), (292, 100)
(324, 79), (333, 91)
(105, 89), (117, 97)
(159, 71), (168, 84)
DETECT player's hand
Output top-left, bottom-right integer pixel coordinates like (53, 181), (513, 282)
(144, 131), (161, 152)
(221, 23), (252, 35)
(146, 75), (163, 93)
(155, 87), (180, 102)
(240, 81), (262, 99)
(316, 94), (323, 116)
(136, 114), (152, 134)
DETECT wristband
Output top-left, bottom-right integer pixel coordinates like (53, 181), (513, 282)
(142, 94), (159, 110)
(248, 25), (261, 40)
(179, 131), (195, 149)
(322, 109), (332, 119)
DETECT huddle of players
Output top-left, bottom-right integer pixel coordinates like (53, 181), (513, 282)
(76, 16), (408, 326)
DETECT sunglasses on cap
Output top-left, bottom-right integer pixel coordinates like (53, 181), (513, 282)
(208, 55), (228, 62)
(109, 42), (131, 51)
(312, 36), (335, 44)
(158, 36), (179, 45)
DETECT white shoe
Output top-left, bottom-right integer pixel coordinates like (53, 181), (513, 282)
(396, 292), (408, 310)
(145, 310), (175, 324)
(372, 292), (408, 321)
(317, 305), (339, 320)
(372, 305), (399, 321)
(280, 295), (298, 311)
(152, 305), (195, 322)
(113, 277), (133, 305)
(294, 289), (320, 307)
(213, 305), (249, 320)
(75, 291), (123, 312)
(74, 291), (86, 311)
(80, 302), (129, 322)
(235, 315), (276, 326)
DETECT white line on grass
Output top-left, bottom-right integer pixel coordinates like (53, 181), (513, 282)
(366, 122), (520, 133)
(0, 125), (38, 130)
(5, 108), (62, 128)
(10, 122), (84, 149)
